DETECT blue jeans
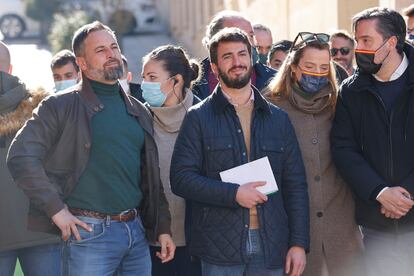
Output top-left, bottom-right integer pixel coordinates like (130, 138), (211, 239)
(62, 215), (151, 276)
(0, 243), (60, 276)
(201, 229), (284, 276)
(362, 227), (414, 276)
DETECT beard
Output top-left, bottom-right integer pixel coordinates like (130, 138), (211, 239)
(334, 58), (353, 70)
(87, 58), (124, 81)
(103, 62), (124, 81)
(218, 65), (252, 89)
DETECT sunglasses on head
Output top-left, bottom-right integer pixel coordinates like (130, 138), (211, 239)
(290, 32), (330, 52)
(330, 47), (351, 56)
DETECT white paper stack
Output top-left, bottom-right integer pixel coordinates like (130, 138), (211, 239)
(219, 156), (278, 195)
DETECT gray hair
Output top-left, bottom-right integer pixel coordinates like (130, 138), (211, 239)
(202, 10), (248, 47)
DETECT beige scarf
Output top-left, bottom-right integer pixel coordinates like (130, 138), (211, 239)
(289, 84), (335, 114)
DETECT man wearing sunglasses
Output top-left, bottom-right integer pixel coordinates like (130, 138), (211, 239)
(331, 7), (414, 276)
(329, 31), (355, 76)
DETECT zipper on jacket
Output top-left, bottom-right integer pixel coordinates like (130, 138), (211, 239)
(367, 90), (394, 180)
(389, 111), (394, 179)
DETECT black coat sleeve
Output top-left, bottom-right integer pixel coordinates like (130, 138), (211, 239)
(331, 88), (387, 204)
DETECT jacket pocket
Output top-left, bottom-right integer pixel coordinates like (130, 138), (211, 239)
(205, 137), (235, 173)
(260, 139), (284, 175)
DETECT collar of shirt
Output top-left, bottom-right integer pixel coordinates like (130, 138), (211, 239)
(373, 52), (408, 82)
(221, 88), (255, 107)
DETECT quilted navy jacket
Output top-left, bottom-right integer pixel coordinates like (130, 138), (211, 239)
(170, 85), (309, 268)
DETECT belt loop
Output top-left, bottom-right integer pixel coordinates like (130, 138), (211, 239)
(105, 215), (111, 227)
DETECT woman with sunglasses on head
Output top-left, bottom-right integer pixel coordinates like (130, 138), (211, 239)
(264, 32), (363, 276)
(141, 45), (202, 276)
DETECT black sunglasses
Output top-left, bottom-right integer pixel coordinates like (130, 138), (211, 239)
(330, 47), (351, 56)
(290, 32), (330, 52)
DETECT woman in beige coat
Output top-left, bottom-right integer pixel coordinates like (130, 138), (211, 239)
(264, 32), (363, 276)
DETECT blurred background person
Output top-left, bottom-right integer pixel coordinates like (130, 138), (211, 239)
(265, 32), (363, 276)
(330, 30), (356, 76)
(0, 41), (61, 276)
(268, 40), (292, 70)
(120, 54), (144, 102)
(193, 10), (276, 100)
(402, 4), (414, 42)
(120, 54), (133, 94)
(253, 23), (273, 64)
(141, 45), (202, 276)
(50, 49), (80, 93)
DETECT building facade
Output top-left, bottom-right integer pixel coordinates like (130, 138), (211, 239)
(154, 0), (412, 59)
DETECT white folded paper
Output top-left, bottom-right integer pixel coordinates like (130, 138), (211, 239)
(219, 156), (278, 195)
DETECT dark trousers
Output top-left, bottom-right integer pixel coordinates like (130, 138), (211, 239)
(150, 245), (201, 276)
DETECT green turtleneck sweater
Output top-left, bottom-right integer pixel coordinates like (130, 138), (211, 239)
(67, 79), (144, 214)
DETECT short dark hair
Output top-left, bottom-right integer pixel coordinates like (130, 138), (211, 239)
(208, 27), (252, 65)
(72, 21), (116, 56)
(268, 40), (292, 60)
(330, 30), (355, 48)
(403, 4), (414, 17)
(50, 49), (79, 72)
(352, 7), (406, 54)
(142, 45), (201, 89)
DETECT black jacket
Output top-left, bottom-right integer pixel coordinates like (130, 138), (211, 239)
(7, 77), (171, 242)
(129, 82), (144, 103)
(331, 43), (414, 232)
(170, 85), (309, 268)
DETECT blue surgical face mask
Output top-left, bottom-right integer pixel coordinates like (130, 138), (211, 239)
(54, 79), (77, 93)
(409, 34), (414, 42)
(141, 77), (176, 107)
(141, 81), (166, 107)
(299, 69), (329, 94)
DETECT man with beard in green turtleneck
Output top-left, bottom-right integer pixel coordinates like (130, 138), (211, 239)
(7, 22), (175, 275)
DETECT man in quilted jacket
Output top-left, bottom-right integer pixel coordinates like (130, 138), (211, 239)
(171, 28), (309, 276)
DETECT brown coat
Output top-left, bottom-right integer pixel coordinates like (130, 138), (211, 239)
(7, 77), (171, 242)
(266, 85), (363, 276)
(0, 85), (59, 251)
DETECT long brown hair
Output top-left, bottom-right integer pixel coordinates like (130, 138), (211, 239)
(266, 41), (338, 110)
